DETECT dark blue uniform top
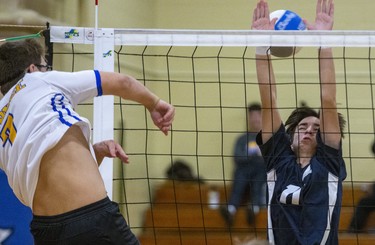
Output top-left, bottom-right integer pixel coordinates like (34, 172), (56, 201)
(256, 124), (346, 245)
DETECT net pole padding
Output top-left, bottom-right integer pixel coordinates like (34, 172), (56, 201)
(93, 28), (115, 199)
(49, 27), (375, 47)
(43, 23), (54, 69)
(92, 0), (115, 200)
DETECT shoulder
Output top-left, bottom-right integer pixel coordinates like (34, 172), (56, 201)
(258, 124), (288, 146)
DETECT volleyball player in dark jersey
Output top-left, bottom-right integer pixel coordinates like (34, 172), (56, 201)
(252, 0), (346, 244)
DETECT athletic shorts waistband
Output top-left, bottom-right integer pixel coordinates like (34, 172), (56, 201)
(32, 197), (112, 224)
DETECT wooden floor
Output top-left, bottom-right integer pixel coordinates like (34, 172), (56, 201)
(137, 181), (375, 245)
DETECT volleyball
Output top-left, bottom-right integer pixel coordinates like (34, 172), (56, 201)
(269, 10), (306, 57)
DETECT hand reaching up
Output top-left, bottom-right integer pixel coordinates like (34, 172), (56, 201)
(304, 0), (334, 31)
(251, 0), (277, 31)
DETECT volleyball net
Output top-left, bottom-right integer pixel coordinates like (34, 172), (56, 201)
(48, 27), (375, 243)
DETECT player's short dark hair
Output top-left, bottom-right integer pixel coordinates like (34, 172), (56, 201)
(0, 38), (45, 94)
(248, 102), (261, 112)
(285, 106), (319, 141)
(285, 106), (346, 141)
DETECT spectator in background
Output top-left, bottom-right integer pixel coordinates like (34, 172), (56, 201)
(166, 159), (203, 183)
(233, 236), (270, 245)
(347, 141), (375, 233)
(220, 103), (267, 227)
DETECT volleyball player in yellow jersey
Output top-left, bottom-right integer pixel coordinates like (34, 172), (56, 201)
(0, 38), (174, 244)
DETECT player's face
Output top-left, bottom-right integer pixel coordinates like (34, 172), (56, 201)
(291, 116), (320, 155)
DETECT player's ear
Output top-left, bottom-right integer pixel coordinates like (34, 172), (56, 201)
(287, 132), (293, 144)
(26, 64), (37, 73)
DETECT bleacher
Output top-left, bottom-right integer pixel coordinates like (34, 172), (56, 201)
(138, 181), (375, 245)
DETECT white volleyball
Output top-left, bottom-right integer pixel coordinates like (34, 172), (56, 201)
(269, 10), (306, 57)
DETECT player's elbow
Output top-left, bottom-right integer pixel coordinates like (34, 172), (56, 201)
(101, 72), (132, 96)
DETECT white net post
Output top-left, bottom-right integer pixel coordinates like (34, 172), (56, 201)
(93, 28), (115, 199)
(49, 26), (116, 199)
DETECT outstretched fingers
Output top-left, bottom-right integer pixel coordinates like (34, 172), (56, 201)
(328, 0), (334, 17)
(316, 0), (322, 15)
(255, 0), (267, 20)
(93, 140), (129, 164)
(322, 0), (327, 13)
(114, 143), (129, 163)
(252, 0), (275, 30)
(311, 0), (334, 30)
(318, 0), (334, 16)
(253, 7), (257, 23)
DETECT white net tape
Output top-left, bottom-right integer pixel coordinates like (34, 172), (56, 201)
(50, 26), (375, 47)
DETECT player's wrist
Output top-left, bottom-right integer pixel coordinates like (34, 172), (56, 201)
(256, 46), (270, 56)
(147, 96), (160, 111)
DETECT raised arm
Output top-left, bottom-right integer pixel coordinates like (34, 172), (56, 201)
(318, 48), (341, 149)
(252, 0), (281, 143)
(99, 71), (175, 136)
(305, 0), (341, 149)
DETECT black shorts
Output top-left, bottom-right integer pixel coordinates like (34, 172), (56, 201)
(30, 197), (139, 245)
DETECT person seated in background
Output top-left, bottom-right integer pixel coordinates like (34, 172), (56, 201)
(220, 103), (267, 227)
(347, 141), (375, 233)
(234, 238), (270, 245)
(166, 159), (203, 183)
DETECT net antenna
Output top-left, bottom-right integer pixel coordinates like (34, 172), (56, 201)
(95, 0), (99, 30)
(0, 31), (42, 43)
(92, 0), (115, 200)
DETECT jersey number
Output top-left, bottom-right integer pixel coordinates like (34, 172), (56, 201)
(0, 114), (17, 147)
(280, 184), (301, 205)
